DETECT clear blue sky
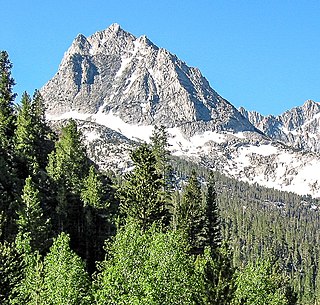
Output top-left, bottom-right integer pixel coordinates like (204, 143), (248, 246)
(1, 0), (320, 115)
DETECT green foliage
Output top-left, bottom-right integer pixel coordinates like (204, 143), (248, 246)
(46, 119), (89, 232)
(10, 233), (44, 305)
(94, 221), (202, 305)
(42, 232), (91, 305)
(0, 50), (16, 150)
(47, 119), (88, 194)
(119, 143), (168, 230)
(150, 125), (175, 193)
(196, 243), (235, 305)
(0, 51), (17, 242)
(150, 125), (175, 226)
(17, 176), (50, 252)
(0, 240), (23, 304)
(14, 92), (38, 174)
(81, 165), (105, 208)
(204, 173), (222, 254)
(232, 259), (297, 305)
(14, 90), (53, 175)
(176, 170), (207, 254)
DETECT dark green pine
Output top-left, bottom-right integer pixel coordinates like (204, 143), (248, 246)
(119, 143), (168, 231)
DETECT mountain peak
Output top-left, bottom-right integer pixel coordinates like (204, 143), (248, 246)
(302, 99), (319, 111)
(41, 24), (257, 135)
(108, 23), (121, 32)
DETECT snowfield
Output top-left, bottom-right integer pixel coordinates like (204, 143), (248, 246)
(47, 110), (320, 198)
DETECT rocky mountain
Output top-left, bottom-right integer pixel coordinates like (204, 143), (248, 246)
(42, 23), (257, 136)
(239, 99), (320, 153)
(41, 24), (320, 198)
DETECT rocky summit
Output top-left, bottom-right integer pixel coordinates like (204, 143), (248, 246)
(42, 23), (257, 135)
(239, 100), (320, 153)
(41, 24), (320, 198)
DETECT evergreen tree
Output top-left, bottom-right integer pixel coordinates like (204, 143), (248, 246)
(205, 172), (222, 254)
(176, 170), (207, 254)
(0, 241), (23, 304)
(46, 119), (88, 231)
(0, 51), (17, 242)
(118, 143), (168, 231)
(30, 90), (53, 169)
(0, 50), (16, 150)
(81, 165), (105, 209)
(150, 125), (175, 193)
(17, 176), (50, 252)
(196, 243), (235, 305)
(46, 119), (88, 194)
(14, 92), (38, 175)
(10, 233), (44, 305)
(150, 125), (175, 227)
(42, 232), (91, 305)
(80, 165), (116, 273)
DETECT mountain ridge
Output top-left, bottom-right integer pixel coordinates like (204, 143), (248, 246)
(42, 23), (258, 135)
(41, 24), (320, 198)
(239, 99), (320, 153)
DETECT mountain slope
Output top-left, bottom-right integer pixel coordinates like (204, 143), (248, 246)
(42, 23), (257, 136)
(239, 100), (320, 153)
(41, 24), (320, 198)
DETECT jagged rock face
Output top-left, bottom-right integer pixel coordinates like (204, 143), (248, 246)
(41, 23), (320, 198)
(41, 23), (257, 135)
(240, 100), (320, 153)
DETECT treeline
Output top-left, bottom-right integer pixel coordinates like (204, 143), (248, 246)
(0, 50), (316, 304)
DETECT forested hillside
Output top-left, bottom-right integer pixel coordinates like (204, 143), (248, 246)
(1, 50), (319, 304)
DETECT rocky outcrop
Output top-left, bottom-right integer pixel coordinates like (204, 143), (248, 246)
(240, 100), (320, 153)
(41, 23), (257, 136)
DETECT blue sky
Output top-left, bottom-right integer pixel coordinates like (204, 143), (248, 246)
(1, 0), (320, 115)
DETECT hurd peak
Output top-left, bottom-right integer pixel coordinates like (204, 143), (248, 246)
(108, 23), (121, 32)
(42, 24), (257, 135)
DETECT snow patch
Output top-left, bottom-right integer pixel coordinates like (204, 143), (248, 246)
(115, 38), (143, 79)
(115, 56), (133, 78)
(190, 131), (226, 146)
(244, 144), (279, 156)
(84, 130), (100, 142)
(93, 110), (153, 142)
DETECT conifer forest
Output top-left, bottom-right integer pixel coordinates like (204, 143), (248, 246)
(2, 50), (320, 304)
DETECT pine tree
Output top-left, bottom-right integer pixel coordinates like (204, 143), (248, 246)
(150, 125), (175, 226)
(150, 125), (175, 193)
(0, 240), (23, 304)
(14, 92), (38, 175)
(0, 50), (16, 151)
(0, 51), (17, 242)
(81, 165), (105, 209)
(80, 165), (116, 273)
(10, 233), (44, 305)
(176, 170), (207, 254)
(196, 242), (235, 305)
(30, 90), (53, 169)
(46, 119), (88, 231)
(47, 119), (88, 194)
(17, 176), (50, 252)
(118, 143), (168, 231)
(42, 232), (92, 305)
(205, 172), (222, 254)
